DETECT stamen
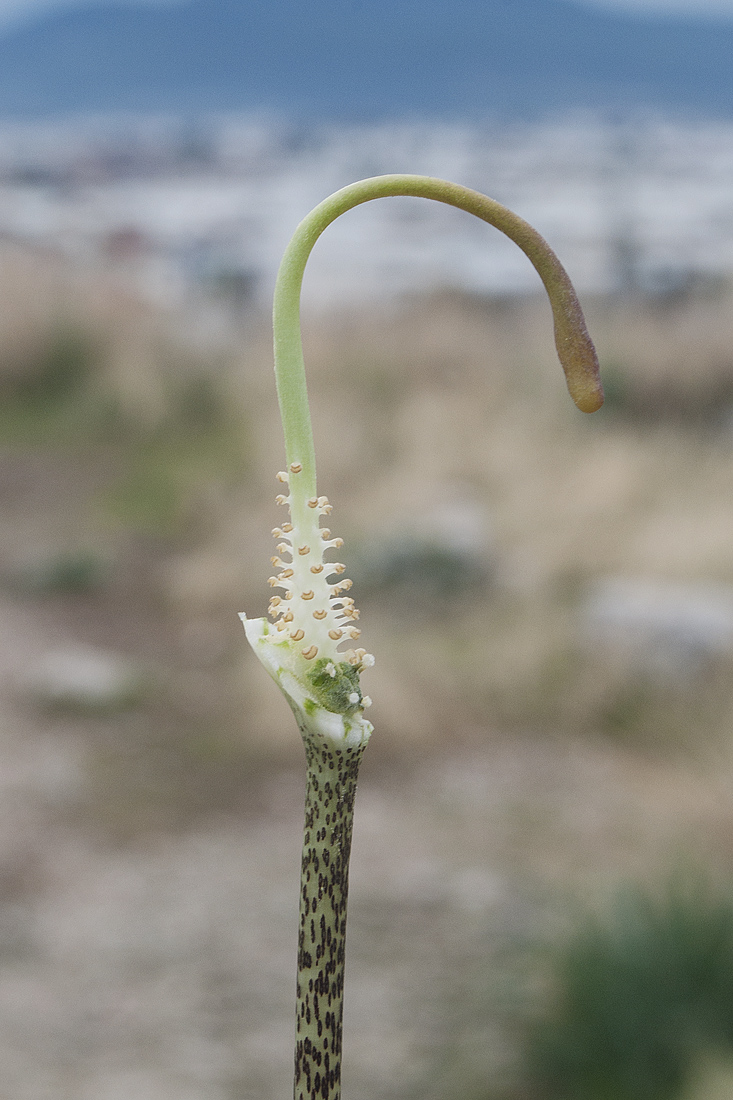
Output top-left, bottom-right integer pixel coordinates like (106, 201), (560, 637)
(349, 628), (361, 639)
(298, 545), (310, 555)
(276, 471), (289, 483)
(290, 629), (305, 641)
(313, 609), (327, 620)
(308, 498), (319, 509)
(310, 564), (324, 574)
(275, 494), (288, 506)
(320, 529), (331, 539)
(331, 582), (353, 595)
(283, 611), (294, 622)
(326, 563), (346, 575)
(302, 646), (318, 660)
(290, 462), (302, 474)
(328, 629), (343, 640)
(300, 590), (315, 601)
(282, 523), (294, 533)
(278, 569), (294, 580)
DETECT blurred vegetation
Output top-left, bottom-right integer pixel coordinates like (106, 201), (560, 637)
(3, 280), (733, 766)
(526, 878), (733, 1100)
(0, 322), (250, 536)
(4, 249), (733, 1099)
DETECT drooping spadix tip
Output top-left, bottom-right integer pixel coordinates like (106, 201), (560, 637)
(566, 353), (604, 414)
(552, 290), (604, 413)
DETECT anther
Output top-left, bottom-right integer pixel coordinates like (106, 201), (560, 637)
(308, 498), (319, 508)
(328, 629), (343, 640)
(290, 463), (302, 474)
(327, 563), (346, 575)
(282, 523), (293, 533)
(349, 627), (361, 638)
(302, 646), (318, 660)
(277, 544), (291, 555)
(270, 556), (283, 568)
(271, 527), (284, 538)
(267, 577), (279, 587)
(290, 629), (305, 641)
(313, 609), (327, 620)
(310, 564), (324, 574)
(275, 494), (288, 506)
(331, 538), (344, 549)
(276, 621), (287, 632)
(283, 611), (294, 622)
(298, 545), (310, 555)
(276, 471), (289, 483)
(269, 596), (282, 608)
(301, 590), (315, 600)
(320, 529), (331, 540)
(278, 569), (294, 580)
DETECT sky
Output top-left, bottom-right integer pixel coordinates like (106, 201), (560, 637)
(0, 0), (731, 29)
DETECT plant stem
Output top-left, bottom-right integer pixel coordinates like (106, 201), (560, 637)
(267, 175), (603, 1100)
(295, 726), (367, 1100)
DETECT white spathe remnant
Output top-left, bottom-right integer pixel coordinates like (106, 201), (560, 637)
(241, 614), (372, 749)
(582, 577), (733, 677)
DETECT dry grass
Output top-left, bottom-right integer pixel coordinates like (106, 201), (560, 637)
(5, 242), (733, 759)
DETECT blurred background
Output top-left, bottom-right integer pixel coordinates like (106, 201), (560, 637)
(3, 1), (733, 1098)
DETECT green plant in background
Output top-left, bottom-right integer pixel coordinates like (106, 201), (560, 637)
(528, 878), (733, 1100)
(241, 175), (603, 1100)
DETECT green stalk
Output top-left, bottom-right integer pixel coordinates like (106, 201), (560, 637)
(246, 174), (603, 1100)
(273, 174), (604, 517)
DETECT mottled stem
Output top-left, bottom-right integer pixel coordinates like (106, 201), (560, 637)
(266, 175), (603, 1100)
(295, 730), (367, 1100)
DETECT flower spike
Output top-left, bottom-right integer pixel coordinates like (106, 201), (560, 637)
(243, 174), (602, 749)
(241, 175), (602, 1100)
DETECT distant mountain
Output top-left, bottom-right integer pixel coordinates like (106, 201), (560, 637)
(0, 0), (731, 119)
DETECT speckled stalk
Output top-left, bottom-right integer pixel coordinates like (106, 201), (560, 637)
(295, 729), (367, 1100)
(243, 174), (603, 1100)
